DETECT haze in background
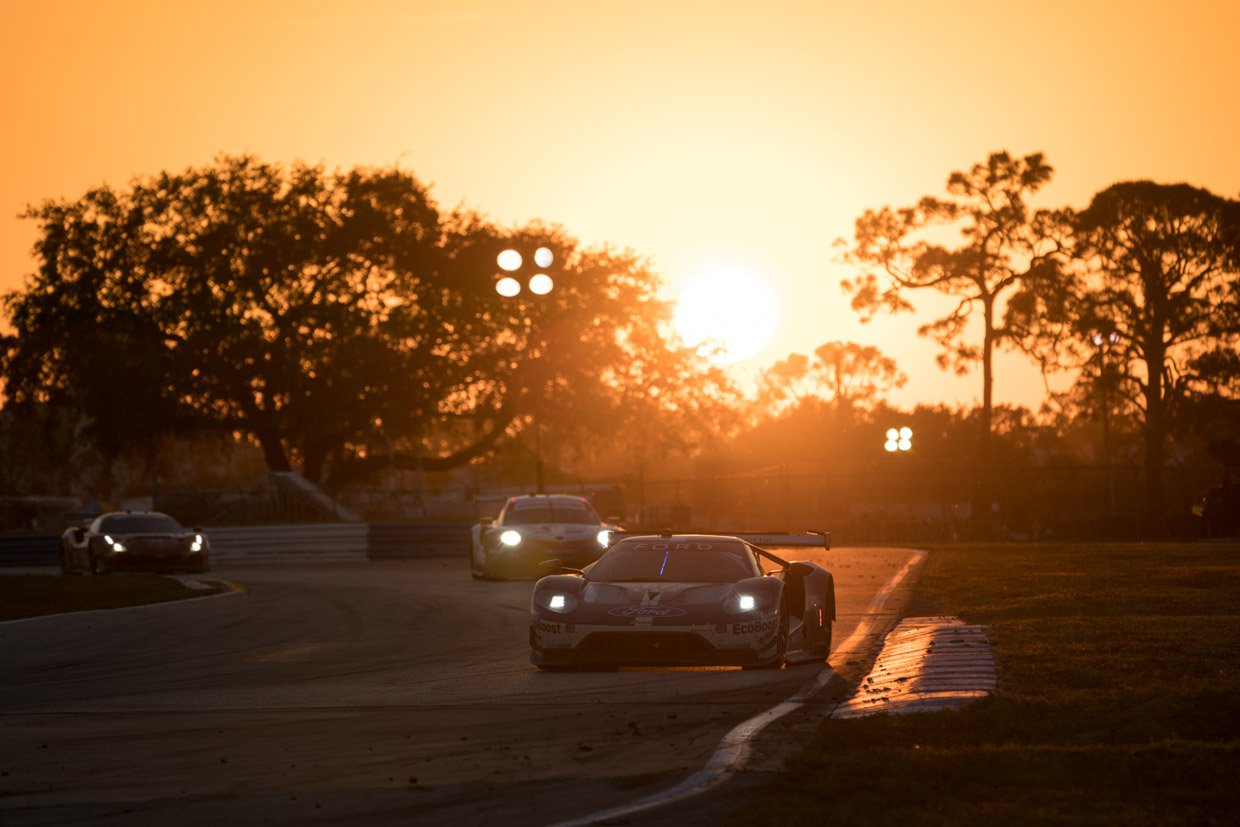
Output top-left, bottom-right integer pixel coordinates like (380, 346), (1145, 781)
(2, 0), (1237, 408)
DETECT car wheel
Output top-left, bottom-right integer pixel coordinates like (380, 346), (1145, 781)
(773, 607), (789, 665)
(745, 603), (789, 670)
(470, 542), (488, 579)
(89, 549), (110, 576)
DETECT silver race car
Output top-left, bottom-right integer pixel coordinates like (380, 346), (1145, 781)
(471, 494), (616, 579)
(529, 531), (834, 669)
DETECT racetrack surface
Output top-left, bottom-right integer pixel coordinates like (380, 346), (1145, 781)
(0, 546), (921, 825)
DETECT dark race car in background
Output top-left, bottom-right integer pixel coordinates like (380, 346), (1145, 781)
(472, 494), (616, 579)
(61, 511), (211, 574)
(530, 531), (834, 669)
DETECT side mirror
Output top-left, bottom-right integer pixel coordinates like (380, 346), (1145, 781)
(788, 561), (815, 578)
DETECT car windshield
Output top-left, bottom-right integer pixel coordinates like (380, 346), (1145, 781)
(587, 539), (758, 583)
(98, 514), (184, 534)
(503, 502), (598, 526)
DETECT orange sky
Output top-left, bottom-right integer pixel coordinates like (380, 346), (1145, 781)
(2, 0), (1238, 409)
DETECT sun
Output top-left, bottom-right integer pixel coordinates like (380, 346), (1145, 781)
(673, 267), (778, 364)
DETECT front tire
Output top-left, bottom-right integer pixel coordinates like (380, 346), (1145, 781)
(745, 605), (789, 670)
(471, 542), (489, 579)
(772, 608), (789, 666)
(89, 548), (110, 576)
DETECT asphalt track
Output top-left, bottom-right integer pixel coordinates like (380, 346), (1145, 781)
(0, 546), (922, 826)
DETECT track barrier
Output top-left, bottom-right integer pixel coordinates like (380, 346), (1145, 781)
(0, 523), (474, 568)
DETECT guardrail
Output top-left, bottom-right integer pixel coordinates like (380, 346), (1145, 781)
(368, 523), (472, 559)
(0, 523), (474, 568)
(0, 533), (61, 567)
(207, 524), (370, 564)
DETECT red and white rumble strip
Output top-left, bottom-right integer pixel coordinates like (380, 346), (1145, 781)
(833, 616), (996, 718)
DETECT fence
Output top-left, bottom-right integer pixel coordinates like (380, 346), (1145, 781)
(618, 461), (1222, 542)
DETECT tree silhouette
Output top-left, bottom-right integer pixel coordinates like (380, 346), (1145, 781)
(841, 150), (1066, 504)
(2, 156), (725, 488)
(1013, 181), (1240, 525)
(756, 341), (905, 419)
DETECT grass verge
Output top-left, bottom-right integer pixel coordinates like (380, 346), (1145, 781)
(0, 574), (226, 622)
(733, 542), (1240, 825)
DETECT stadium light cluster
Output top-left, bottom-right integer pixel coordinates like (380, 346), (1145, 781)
(884, 426), (913, 452)
(495, 246), (555, 297)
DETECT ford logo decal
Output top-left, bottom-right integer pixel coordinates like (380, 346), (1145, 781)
(607, 606), (686, 618)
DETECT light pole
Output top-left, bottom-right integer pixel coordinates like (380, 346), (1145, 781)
(495, 245), (556, 494)
(1091, 329), (1120, 515)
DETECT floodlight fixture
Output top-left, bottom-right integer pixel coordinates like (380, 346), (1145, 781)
(497, 249), (523, 271)
(528, 273), (554, 295)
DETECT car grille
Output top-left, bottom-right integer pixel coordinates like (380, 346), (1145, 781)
(127, 538), (182, 555)
(513, 539), (601, 568)
(576, 631), (719, 661)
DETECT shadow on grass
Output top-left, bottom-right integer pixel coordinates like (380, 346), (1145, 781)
(732, 542), (1240, 825)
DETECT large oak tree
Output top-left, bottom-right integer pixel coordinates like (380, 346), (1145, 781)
(2, 156), (731, 489)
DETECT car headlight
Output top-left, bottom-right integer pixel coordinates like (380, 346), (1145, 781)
(596, 529), (610, 548)
(104, 535), (126, 553)
(499, 529), (522, 547)
(190, 534), (204, 553)
(537, 591), (580, 614)
(725, 591), (768, 614)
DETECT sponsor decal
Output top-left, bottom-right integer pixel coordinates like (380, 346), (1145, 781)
(731, 618), (778, 636)
(607, 605), (687, 618)
(633, 616), (654, 627)
(631, 542), (719, 551)
(532, 619), (563, 635)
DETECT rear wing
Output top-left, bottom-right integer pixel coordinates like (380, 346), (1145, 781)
(606, 530), (829, 550)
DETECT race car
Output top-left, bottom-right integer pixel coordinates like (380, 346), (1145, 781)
(529, 531), (834, 669)
(471, 494), (615, 579)
(60, 511), (211, 575)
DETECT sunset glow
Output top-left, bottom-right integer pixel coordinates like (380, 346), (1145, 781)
(1, 1), (1238, 408)
(674, 268), (778, 364)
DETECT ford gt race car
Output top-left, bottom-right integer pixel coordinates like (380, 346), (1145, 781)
(529, 531), (834, 669)
(471, 494), (616, 579)
(60, 511), (211, 575)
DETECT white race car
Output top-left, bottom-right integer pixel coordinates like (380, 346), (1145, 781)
(530, 531), (834, 669)
(471, 494), (615, 579)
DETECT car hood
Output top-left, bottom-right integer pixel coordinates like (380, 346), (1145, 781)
(581, 581), (734, 606)
(503, 524), (599, 541)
